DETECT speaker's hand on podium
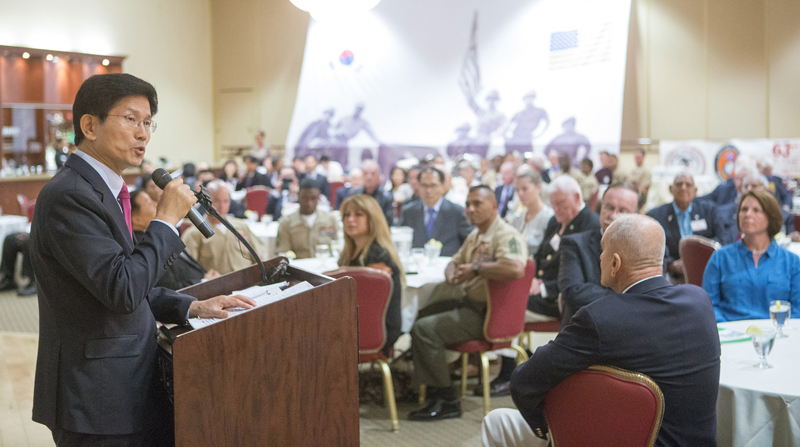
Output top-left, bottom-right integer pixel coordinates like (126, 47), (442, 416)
(188, 295), (257, 319)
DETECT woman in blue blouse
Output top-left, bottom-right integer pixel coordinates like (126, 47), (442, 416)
(702, 188), (800, 322)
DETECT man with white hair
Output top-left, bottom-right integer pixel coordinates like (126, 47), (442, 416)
(494, 162), (517, 218)
(342, 160), (394, 225)
(482, 215), (720, 447)
(484, 174), (599, 397)
(182, 180), (266, 275)
(698, 161), (757, 206)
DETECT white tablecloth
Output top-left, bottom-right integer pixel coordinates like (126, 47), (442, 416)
(716, 319), (800, 446)
(246, 221), (279, 259)
(0, 215), (30, 251)
(291, 256), (451, 332)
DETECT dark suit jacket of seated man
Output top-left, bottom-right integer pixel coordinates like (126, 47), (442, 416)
(529, 175), (599, 318)
(511, 215), (720, 446)
(648, 199), (725, 260)
(399, 167), (474, 257)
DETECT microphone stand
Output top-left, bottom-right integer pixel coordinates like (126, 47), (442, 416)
(194, 186), (282, 285)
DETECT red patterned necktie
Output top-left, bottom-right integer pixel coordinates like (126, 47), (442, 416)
(118, 183), (133, 240)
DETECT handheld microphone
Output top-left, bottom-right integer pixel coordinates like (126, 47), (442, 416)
(151, 168), (215, 239)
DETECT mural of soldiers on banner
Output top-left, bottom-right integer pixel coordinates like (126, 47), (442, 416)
(543, 117), (592, 168)
(504, 91), (549, 154)
(294, 103), (382, 170)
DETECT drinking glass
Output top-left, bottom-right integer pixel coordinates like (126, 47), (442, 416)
(424, 243), (441, 263)
(770, 300), (791, 338)
(316, 244), (331, 259)
(330, 241), (342, 260)
(411, 248), (426, 268)
(751, 329), (777, 369)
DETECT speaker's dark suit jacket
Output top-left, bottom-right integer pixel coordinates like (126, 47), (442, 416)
(647, 199), (725, 264)
(495, 184), (515, 217)
(533, 206), (599, 297)
(134, 230), (206, 291)
(30, 155), (195, 435)
(511, 277), (720, 446)
(398, 199), (474, 257)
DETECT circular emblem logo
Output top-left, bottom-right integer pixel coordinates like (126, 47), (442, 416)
(339, 50), (354, 66)
(664, 145), (706, 175)
(714, 145), (739, 181)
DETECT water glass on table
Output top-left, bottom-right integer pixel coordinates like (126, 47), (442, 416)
(424, 243), (441, 263)
(316, 244), (331, 259)
(770, 300), (791, 338)
(749, 327), (777, 369)
(411, 248), (425, 269)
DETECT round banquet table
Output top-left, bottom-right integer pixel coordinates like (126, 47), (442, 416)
(716, 319), (800, 446)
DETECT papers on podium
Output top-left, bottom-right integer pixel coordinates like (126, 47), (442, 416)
(188, 281), (314, 330)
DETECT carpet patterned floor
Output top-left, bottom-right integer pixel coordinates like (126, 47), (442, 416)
(0, 290), (557, 446)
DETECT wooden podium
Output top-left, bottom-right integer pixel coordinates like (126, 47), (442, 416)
(158, 257), (360, 446)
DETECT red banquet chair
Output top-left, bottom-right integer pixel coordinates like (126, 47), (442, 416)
(520, 319), (561, 351)
(544, 365), (664, 447)
(323, 266), (399, 431)
(329, 181), (344, 207)
(421, 260), (536, 415)
(244, 186), (270, 220)
(17, 194), (36, 223)
(678, 235), (721, 287)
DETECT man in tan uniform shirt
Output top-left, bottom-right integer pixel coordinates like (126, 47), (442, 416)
(409, 185), (528, 422)
(182, 180), (266, 275)
(276, 178), (340, 259)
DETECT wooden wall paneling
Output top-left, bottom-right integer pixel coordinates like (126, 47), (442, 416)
(766, 0), (800, 138)
(1, 57), (44, 104)
(707, 0), (767, 139)
(648, 0), (707, 140)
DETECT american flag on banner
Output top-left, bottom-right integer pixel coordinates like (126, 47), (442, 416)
(549, 23), (613, 70)
(459, 11), (481, 99)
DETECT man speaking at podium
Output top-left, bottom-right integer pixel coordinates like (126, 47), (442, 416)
(29, 73), (255, 446)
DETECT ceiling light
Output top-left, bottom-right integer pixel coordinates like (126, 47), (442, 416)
(102, 59), (110, 66)
(22, 52), (30, 59)
(46, 54), (53, 61)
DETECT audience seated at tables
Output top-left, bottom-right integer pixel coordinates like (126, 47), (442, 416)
(698, 161), (757, 206)
(236, 155), (272, 191)
(594, 150), (618, 186)
(276, 178), (340, 259)
(447, 160), (480, 207)
(647, 173), (727, 281)
(194, 169), (216, 191)
(528, 175), (600, 320)
(302, 155), (331, 200)
(505, 169), (554, 257)
(399, 167), (473, 257)
(556, 154), (595, 206)
(139, 172), (163, 203)
(625, 147), (652, 200)
(715, 173), (797, 245)
(293, 157), (307, 180)
(267, 156), (284, 187)
(482, 215), (720, 447)
(341, 160), (394, 226)
(0, 232), (36, 296)
(402, 165), (422, 206)
(182, 180), (266, 275)
(130, 190), (219, 290)
(408, 185), (527, 421)
(759, 159), (791, 210)
(266, 167), (301, 221)
(494, 162), (517, 218)
(703, 189), (800, 322)
(219, 159), (239, 189)
(386, 166), (415, 206)
(315, 155), (344, 182)
(558, 182), (641, 328)
(339, 194), (404, 356)
(578, 158), (599, 205)
(335, 168), (363, 210)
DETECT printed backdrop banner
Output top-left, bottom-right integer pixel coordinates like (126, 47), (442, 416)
(660, 139), (800, 181)
(286, 0), (632, 174)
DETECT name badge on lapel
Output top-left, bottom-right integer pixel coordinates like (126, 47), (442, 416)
(691, 219), (708, 232)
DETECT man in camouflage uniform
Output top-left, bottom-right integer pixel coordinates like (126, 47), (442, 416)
(409, 185), (528, 422)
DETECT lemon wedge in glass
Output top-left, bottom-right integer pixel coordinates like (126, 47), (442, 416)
(745, 325), (763, 336)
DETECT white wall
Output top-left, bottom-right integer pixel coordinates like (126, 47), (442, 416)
(0, 0), (216, 166)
